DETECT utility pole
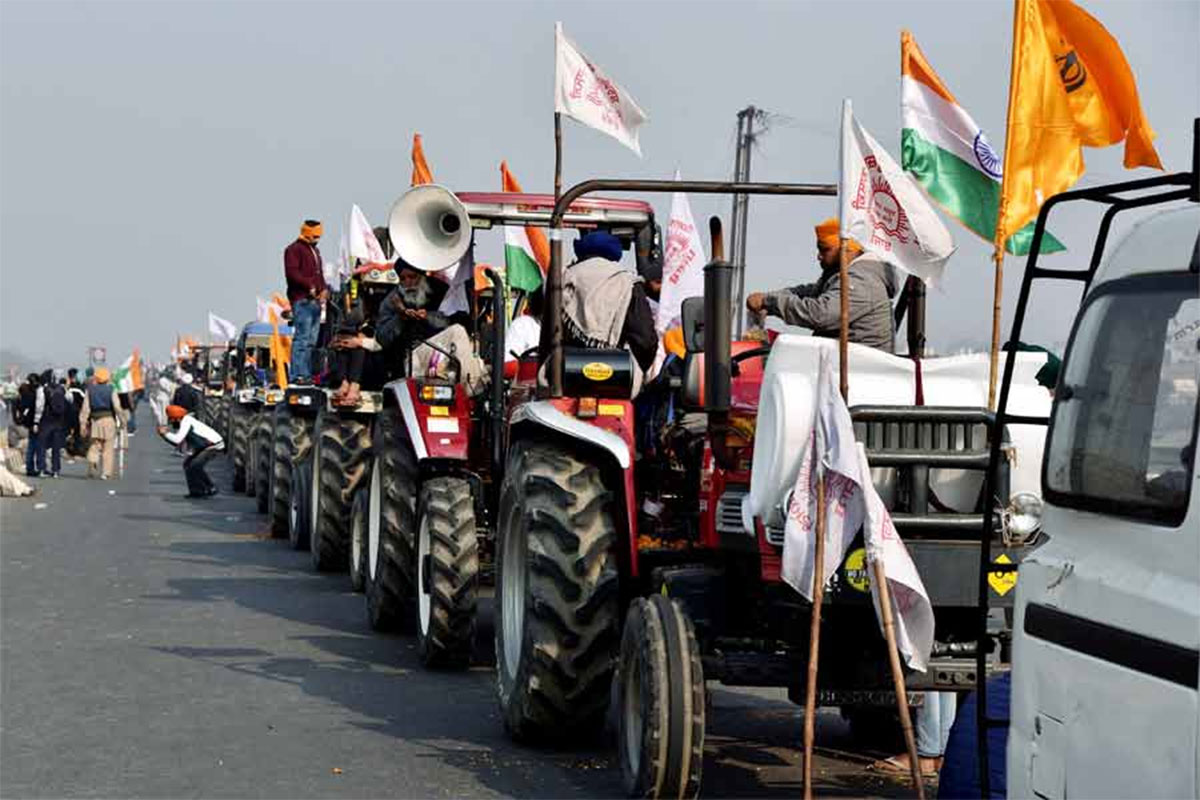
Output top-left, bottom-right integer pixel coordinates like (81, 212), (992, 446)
(730, 106), (766, 335)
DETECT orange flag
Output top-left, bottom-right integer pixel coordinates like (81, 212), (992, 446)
(270, 292), (291, 313)
(131, 348), (144, 391)
(267, 308), (290, 388)
(995, 0), (1163, 248)
(500, 161), (550, 269)
(411, 133), (434, 186)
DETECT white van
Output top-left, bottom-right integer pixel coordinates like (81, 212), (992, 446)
(1007, 205), (1199, 798)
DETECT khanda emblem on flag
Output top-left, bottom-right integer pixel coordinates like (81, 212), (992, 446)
(1055, 48), (1087, 93)
(850, 155), (913, 249)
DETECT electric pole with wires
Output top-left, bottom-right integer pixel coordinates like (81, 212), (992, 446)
(730, 106), (769, 335)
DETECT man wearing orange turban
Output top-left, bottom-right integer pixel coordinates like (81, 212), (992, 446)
(284, 218), (328, 384)
(745, 217), (899, 352)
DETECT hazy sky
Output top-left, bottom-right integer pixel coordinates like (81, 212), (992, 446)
(2, 0), (1197, 366)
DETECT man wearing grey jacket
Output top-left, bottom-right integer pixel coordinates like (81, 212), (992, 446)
(745, 217), (899, 353)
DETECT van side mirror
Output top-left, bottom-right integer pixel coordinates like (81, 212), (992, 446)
(681, 296), (705, 354)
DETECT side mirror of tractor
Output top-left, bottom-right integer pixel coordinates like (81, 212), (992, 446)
(681, 296), (705, 354)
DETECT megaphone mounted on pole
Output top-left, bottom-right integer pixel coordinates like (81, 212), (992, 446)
(387, 184), (472, 273)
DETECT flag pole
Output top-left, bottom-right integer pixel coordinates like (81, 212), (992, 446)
(873, 558), (926, 797)
(986, 243), (1004, 409)
(802, 480), (827, 800)
(838, 238), (850, 400)
(545, 110), (565, 397)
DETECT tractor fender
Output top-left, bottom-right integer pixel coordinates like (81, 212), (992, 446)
(509, 399), (640, 577)
(383, 379), (471, 463)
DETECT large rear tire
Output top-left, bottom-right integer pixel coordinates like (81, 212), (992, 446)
(365, 409), (417, 632)
(349, 485), (369, 593)
(416, 477), (478, 669)
(229, 403), (251, 493)
(617, 596), (705, 799)
(495, 441), (621, 741)
(309, 409), (371, 573)
(270, 406), (306, 537)
(254, 412), (271, 514)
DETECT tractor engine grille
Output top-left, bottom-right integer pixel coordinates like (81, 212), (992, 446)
(715, 489), (748, 534)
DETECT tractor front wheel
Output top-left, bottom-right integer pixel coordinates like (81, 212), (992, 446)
(416, 477), (478, 669)
(365, 409), (417, 632)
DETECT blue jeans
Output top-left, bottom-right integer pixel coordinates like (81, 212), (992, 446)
(25, 428), (45, 475)
(917, 691), (958, 758)
(289, 299), (320, 382)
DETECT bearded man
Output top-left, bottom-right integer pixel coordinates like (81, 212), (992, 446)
(376, 260), (485, 391)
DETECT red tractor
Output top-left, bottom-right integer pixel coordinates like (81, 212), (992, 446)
(493, 179), (1049, 798)
(362, 186), (664, 668)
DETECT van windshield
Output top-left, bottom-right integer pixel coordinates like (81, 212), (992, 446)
(1045, 272), (1199, 526)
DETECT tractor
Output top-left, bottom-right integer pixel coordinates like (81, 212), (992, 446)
(490, 179), (1052, 798)
(362, 185), (663, 669)
(226, 321), (291, 495)
(289, 261), (400, 577)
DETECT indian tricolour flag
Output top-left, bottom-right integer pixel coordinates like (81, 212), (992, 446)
(900, 31), (1063, 256)
(501, 161), (550, 292)
(112, 350), (142, 394)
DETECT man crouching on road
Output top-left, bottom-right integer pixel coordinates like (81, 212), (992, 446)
(156, 405), (224, 498)
(745, 217), (899, 353)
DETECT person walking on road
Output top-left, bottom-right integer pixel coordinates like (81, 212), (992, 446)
(157, 404), (223, 498)
(80, 367), (126, 480)
(65, 368), (87, 459)
(284, 219), (327, 385)
(37, 371), (68, 478)
(16, 373), (45, 477)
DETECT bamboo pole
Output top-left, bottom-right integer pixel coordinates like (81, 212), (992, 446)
(546, 111), (565, 397)
(986, 243), (1005, 409)
(838, 238), (850, 401)
(802, 481), (827, 800)
(872, 559), (925, 798)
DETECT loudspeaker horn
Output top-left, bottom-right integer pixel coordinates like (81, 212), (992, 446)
(387, 184), (471, 273)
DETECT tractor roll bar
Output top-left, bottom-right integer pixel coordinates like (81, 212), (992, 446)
(542, 180), (838, 397)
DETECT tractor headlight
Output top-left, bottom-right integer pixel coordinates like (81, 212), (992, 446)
(1003, 492), (1043, 544)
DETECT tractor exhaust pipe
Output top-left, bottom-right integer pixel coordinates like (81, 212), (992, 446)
(704, 217), (736, 469)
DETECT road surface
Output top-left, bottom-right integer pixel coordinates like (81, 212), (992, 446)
(1, 418), (919, 798)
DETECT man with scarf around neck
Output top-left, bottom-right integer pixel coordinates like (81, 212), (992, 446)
(284, 219), (327, 384)
(745, 217), (899, 353)
(561, 231), (658, 384)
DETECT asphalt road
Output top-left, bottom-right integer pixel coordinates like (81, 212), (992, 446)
(1, 415), (917, 798)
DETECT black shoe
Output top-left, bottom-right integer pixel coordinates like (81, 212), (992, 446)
(205, 487), (219, 497)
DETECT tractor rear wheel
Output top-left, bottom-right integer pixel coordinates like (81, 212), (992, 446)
(229, 403), (251, 493)
(349, 485), (369, 593)
(617, 595), (705, 799)
(495, 441), (620, 741)
(416, 477), (478, 669)
(254, 412), (271, 514)
(309, 409), (371, 572)
(365, 408), (417, 632)
(270, 406), (307, 538)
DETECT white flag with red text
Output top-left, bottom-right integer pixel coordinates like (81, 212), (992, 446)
(348, 204), (386, 265)
(781, 351), (866, 600)
(858, 443), (934, 672)
(554, 22), (648, 156)
(839, 99), (954, 286)
(656, 172), (706, 334)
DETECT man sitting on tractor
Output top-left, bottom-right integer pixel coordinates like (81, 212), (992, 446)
(376, 259), (486, 392)
(562, 230), (658, 386)
(745, 217), (900, 352)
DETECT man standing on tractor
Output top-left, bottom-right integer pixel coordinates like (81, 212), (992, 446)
(284, 219), (327, 385)
(745, 218), (899, 352)
(562, 230), (658, 380)
(376, 259), (485, 391)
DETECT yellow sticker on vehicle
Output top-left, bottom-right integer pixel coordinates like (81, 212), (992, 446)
(843, 547), (870, 593)
(429, 406), (449, 416)
(598, 403), (625, 417)
(988, 554), (1018, 596)
(582, 362), (614, 381)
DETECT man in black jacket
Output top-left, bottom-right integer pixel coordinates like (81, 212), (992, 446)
(38, 371), (67, 478)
